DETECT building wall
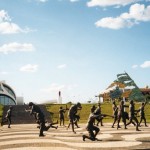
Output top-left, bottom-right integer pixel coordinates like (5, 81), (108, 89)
(16, 97), (24, 105)
(0, 81), (17, 105)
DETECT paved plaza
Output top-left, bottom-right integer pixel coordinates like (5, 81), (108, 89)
(0, 123), (150, 150)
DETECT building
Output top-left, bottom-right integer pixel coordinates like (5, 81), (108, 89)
(0, 81), (24, 105)
(140, 86), (150, 96)
(16, 97), (24, 105)
(100, 72), (148, 102)
(0, 81), (17, 105)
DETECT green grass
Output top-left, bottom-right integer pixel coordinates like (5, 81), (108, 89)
(0, 104), (3, 125)
(46, 102), (150, 123)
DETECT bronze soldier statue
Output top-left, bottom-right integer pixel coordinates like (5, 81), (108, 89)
(67, 102), (82, 133)
(111, 101), (118, 128)
(126, 100), (140, 131)
(2, 106), (13, 128)
(95, 103), (103, 126)
(59, 106), (68, 126)
(25, 102), (57, 136)
(117, 100), (128, 129)
(82, 105), (100, 141)
(138, 102), (148, 127)
(82, 105), (112, 141)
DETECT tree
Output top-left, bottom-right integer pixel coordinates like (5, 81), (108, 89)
(87, 101), (91, 103)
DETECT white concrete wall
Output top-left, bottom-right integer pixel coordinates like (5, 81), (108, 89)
(16, 97), (24, 105)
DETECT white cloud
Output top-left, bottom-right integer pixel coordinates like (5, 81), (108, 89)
(121, 3), (150, 21)
(140, 61), (150, 68)
(41, 83), (78, 93)
(87, 0), (140, 7)
(36, 0), (48, 2)
(41, 83), (66, 92)
(132, 65), (138, 68)
(0, 71), (9, 75)
(70, 0), (79, 2)
(57, 64), (67, 69)
(95, 17), (134, 29)
(0, 42), (35, 54)
(0, 10), (31, 34)
(20, 64), (38, 72)
(0, 10), (11, 21)
(95, 3), (150, 29)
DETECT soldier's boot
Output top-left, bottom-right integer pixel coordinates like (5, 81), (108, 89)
(136, 126), (141, 131)
(82, 135), (86, 141)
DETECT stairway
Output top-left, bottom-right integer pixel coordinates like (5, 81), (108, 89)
(2, 105), (51, 124)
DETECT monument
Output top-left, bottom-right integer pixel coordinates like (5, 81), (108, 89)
(58, 91), (62, 104)
(100, 72), (145, 102)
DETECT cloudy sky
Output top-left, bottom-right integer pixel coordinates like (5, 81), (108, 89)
(0, 0), (150, 104)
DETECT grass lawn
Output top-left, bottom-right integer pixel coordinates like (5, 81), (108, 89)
(46, 102), (150, 124)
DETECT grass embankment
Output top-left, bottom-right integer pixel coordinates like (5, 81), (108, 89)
(46, 102), (150, 124)
(0, 103), (149, 125)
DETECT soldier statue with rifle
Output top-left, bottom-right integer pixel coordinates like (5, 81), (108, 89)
(59, 105), (68, 126)
(25, 102), (58, 137)
(82, 105), (113, 141)
(126, 100), (140, 131)
(138, 101), (148, 127)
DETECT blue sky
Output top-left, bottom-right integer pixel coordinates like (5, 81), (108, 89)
(0, 0), (150, 104)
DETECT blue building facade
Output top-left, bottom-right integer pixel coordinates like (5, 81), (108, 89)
(0, 81), (17, 105)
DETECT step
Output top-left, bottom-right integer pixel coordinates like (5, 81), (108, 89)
(1, 105), (51, 124)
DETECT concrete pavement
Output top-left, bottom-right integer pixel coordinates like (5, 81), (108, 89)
(0, 123), (150, 150)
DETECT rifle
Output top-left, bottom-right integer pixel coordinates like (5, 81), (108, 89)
(102, 114), (114, 118)
(25, 108), (31, 112)
(95, 114), (113, 121)
(65, 105), (69, 111)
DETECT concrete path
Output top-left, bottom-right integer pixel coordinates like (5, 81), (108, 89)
(0, 123), (150, 150)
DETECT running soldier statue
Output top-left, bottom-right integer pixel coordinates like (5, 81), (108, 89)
(2, 106), (13, 128)
(95, 103), (103, 126)
(67, 102), (82, 133)
(138, 101), (148, 127)
(117, 100), (128, 130)
(25, 102), (58, 136)
(111, 101), (118, 128)
(126, 100), (140, 131)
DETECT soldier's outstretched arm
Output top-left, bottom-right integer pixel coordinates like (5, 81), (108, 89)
(101, 114), (113, 118)
(25, 108), (31, 112)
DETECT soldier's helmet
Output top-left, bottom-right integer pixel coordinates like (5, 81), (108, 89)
(130, 100), (133, 104)
(92, 105), (96, 108)
(112, 101), (115, 105)
(28, 102), (34, 106)
(77, 102), (81, 108)
(121, 100), (124, 105)
(9, 106), (13, 109)
(98, 102), (101, 106)
(91, 105), (96, 112)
